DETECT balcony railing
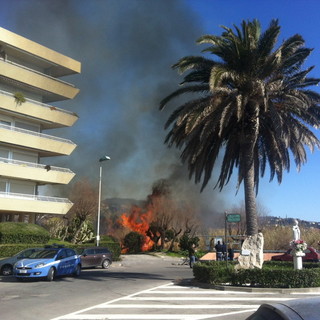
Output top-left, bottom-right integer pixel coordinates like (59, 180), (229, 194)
(0, 157), (74, 174)
(0, 191), (72, 203)
(0, 89), (77, 117)
(0, 123), (76, 146)
(0, 57), (75, 88)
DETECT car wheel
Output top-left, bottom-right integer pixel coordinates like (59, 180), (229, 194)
(102, 259), (111, 269)
(46, 267), (55, 281)
(73, 264), (81, 277)
(1, 264), (13, 276)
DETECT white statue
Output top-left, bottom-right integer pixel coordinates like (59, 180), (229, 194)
(292, 219), (301, 241)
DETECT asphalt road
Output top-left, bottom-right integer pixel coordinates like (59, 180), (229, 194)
(0, 254), (192, 320)
(1, 254), (320, 320)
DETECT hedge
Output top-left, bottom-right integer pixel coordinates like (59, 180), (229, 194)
(0, 222), (50, 244)
(193, 261), (320, 288)
(0, 242), (121, 260)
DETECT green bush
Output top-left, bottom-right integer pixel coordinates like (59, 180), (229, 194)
(0, 222), (50, 244)
(0, 244), (43, 257)
(193, 261), (320, 288)
(179, 234), (199, 251)
(123, 231), (144, 253)
(193, 261), (235, 284)
(231, 267), (320, 288)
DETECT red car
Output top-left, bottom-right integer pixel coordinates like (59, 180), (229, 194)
(271, 247), (320, 262)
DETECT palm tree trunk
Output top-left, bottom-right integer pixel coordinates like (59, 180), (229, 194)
(242, 101), (259, 236)
(243, 156), (258, 236)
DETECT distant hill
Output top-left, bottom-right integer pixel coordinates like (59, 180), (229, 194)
(102, 198), (320, 229)
(261, 216), (320, 229)
(103, 198), (146, 214)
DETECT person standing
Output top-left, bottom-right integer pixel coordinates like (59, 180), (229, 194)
(188, 243), (196, 268)
(228, 247), (234, 261)
(222, 242), (227, 260)
(215, 241), (223, 261)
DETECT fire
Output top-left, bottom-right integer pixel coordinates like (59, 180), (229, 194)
(119, 205), (154, 252)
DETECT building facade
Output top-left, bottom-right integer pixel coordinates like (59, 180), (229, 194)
(0, 27), (80, 223)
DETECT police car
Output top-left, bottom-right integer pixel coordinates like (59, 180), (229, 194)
(14, 245), (81, 281)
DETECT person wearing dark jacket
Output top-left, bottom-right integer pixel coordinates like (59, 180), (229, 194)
(188, 244), (196, 268)
(215, 241), (223, 261)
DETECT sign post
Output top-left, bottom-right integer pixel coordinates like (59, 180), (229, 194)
(226, 214), (241, 223)
(225, 213), (241, 267)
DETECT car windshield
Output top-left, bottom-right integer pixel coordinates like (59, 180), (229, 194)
(28, 249), (58, 259)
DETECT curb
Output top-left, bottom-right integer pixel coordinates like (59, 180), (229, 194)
(176, 278), (320, 294)
(213, 285), (320, 294)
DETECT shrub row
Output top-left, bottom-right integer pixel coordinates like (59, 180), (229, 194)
(0, 222), (50, 244)
(0, 242), (121, 261)
(193, 261), (320, 288)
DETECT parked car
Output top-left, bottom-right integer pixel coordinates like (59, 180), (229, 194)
(78, 247), (112, 269)
(271, 247), (320, 262)
(14, 245), (81, 281)
(0, 247), (44, 276)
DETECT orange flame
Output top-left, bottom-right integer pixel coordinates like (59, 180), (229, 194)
(119, 205), (154, 251)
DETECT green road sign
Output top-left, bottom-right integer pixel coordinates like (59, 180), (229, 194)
(226, 214), (241, 223)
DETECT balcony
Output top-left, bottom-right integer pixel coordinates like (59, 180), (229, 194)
(0, 90), (78, 129)
(0, 192), (73, 215)
(0, 157), (75, 184)
(0, 59), (80, 102)
(0, 27), (81, 77)
(0, 123), (76, 156)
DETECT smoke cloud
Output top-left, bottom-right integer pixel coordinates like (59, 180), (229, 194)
(3, 0), (230, 227)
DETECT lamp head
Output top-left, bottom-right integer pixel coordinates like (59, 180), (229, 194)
(99, 155), (111, 162)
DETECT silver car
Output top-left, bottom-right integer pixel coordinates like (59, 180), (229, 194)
(0, 248), (43, 275)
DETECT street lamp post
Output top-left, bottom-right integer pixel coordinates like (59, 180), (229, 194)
(97, 155), (110, 246)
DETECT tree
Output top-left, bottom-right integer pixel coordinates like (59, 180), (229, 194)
(42, 179), (98, 243)
(160, 19), (320, 236)
(66, 179), (98, 243)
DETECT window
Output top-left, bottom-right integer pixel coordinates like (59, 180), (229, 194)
(0, 147), (9, 159)
(10, 181), (35, 195)
(66, 249), (75, 257)
(57, 250), (67, 260)
(0, 180), (7, 192)
(12, 151), (38, 163)
(15, 121), (39, 132)
(85, 249), (95, 255)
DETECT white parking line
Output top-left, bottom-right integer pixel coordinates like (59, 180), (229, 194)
(147, 290), (254, 294)
(125, 296), (294, 301)
(50, 283), (173, 320)
(95, 304), (261, 309)
(50, 282), (293, 320)
(50, 312), (258, 320)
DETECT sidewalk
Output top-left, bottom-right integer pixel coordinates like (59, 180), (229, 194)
(112, 253), (184, 267)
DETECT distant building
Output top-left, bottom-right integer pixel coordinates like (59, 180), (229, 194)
(0, 27), (80, 223)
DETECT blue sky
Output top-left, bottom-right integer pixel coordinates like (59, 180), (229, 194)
(1, 0), (320, 224)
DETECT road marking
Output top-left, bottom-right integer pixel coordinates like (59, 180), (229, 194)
(50, 281), (294, 320)
(96, 303), (260, 308)
(50, 283), (174, 320)
(125, 296), (294, 301)
(148, 290), (254, 294)
(50, 312), (257, 320)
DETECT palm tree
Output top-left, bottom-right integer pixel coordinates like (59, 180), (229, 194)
(160, 19), (320, 236)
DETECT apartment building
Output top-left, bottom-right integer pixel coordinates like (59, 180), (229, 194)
(0, 27), (80, 223)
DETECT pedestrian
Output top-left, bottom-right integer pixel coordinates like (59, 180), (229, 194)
(228, 247), (234, 261)
(222, 242), (227, 260)
(188, 243), (196, 268)
(215, 241), (223, 261)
